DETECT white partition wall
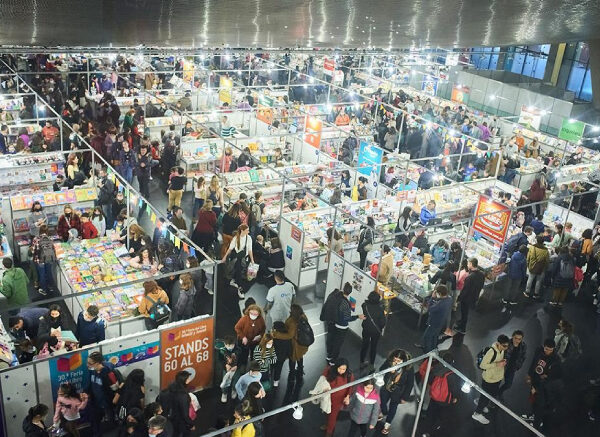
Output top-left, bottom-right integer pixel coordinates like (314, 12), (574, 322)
(279, 216), (303, 287)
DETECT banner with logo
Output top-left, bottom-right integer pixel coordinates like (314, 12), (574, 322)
(357, 141), (384, 177)
(518, 106), (542, 131)
(472, 196), (511, 244)
(49, 350), (89, 403)
(323, 58), (335, 76)
(558, 118), (585, 143)
(451, 86), (470, 104)
(160, 317), (214, 391)
(421, 75), (438, 96)
(304, 116), (323, 148)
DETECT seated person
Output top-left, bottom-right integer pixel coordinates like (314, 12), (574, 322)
(253, 235), (270, 279)
(129, 247), (160, 273)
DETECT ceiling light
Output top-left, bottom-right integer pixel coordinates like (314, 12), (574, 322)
(593, 126), (600, 132)
(489, 95), (495, 100)
(569, 118), (576, 123)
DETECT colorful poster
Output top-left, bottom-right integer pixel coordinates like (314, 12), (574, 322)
(558, 118), (585, 143)
(219, 76), (233, 105)
(286, 245), (293, 260)
(518, 106), (542, 131)
(291, 225), (302, 243)
(257, 95), (274, 125)
(160, 317), (214, 391)
(104, 341), (160, 368)
(472, 196), (511, 244)
(49, 350), (89, 403)
(304, 116), (323, 148)
(451, 85), (470, 104)
(421, 75), (438, 96)
(323, 58), (335, 76)
(357, 141), (384, 177)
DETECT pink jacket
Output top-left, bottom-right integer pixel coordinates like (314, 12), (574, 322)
(54, 394), (87, 422)
(455, 269), (469, 291)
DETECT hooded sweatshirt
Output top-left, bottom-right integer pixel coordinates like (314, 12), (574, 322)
(22, 418), (49, 437)
(348, 385), (381, 426)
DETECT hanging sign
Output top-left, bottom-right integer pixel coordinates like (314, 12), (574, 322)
(304, 116), (323, 148)
(421, 75), (438, 96)
(323, 58), (335, 76)
(558, 118), (585, 143)
(219, 76), (233, 105)
(518, 106), (542, 131)
(472, 196), (511, 244)
(357, 141), (384, 177)
(160, 317), (214, 391)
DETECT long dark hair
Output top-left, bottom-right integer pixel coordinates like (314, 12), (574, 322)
(122, 369), (145, 391)
(58, 382), (81, 400)
(327, 358), (352, 382)
(170, 370), (191, 392)
(26, 404), (49, 420)
(289, 304), (305, 323)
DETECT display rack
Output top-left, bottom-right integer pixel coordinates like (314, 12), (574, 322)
(0, 153), (64, 192)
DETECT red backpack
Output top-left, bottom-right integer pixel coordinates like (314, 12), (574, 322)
(429, 371), (453, 403)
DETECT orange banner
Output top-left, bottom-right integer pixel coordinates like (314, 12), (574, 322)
(304, 116), (323, 148)
(160, 317), (214, 391)
(472, 196), (511, 244)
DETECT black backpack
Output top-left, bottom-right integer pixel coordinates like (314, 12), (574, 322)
(146, 295), (171, 325)
(477, 346), (497, 368)
(320, 289), (343, 322)
(296, 317), (315, 347)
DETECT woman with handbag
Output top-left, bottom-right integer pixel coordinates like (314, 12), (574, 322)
(378, 349), (414, 434)
(357, 216), (375, 270)
(221, 224), (255, 299)
(360, 292), (386, 370)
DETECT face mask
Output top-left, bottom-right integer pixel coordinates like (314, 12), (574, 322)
(225, 345), (234, 351)
(88, 366), (95, 371)
(266, 344), (273, 349)
(149, 434), (157, 437)
(249, 314), (258, 320)
(65, 213), (71, 218)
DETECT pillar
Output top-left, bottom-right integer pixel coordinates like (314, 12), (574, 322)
(588, 39), (600, 110)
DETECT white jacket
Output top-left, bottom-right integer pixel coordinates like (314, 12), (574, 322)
(309, 375), (332, 414)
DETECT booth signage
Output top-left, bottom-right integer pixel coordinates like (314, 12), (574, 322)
(472, 196), (511, 244)
(518, 106), (542, 131)
(421, 75), (438, 96)
(49, 350), (89, 403)
(257, 95), (275, 125)
(451, 86), (470, 104)
(104, 341), (160, 368)
(160, 317), (214, 391)
(304, 116), (323, 148)
(357, 141), (384, 177)
(291, 225), (302, 243)
(323, 58), (335, 76)
(558, 118), (585, 143)
(219, 77), (233, 105)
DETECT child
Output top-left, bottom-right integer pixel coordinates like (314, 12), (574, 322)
(217, 335), (241, 403)
(347, 379), (381, 437)
(80, 213), (99, 239)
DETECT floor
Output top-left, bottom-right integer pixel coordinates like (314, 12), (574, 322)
(17, 174), (600, 437)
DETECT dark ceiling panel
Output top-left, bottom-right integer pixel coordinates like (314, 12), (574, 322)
(0, 0), (599, 49)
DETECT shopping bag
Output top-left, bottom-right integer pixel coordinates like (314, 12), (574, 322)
(246, 262), (259, 281)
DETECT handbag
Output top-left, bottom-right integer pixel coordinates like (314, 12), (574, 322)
(360, 229), (373, 252)
(247, 262), (259, 281)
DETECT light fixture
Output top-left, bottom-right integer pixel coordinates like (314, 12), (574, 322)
(456, 84), (462, 89)
(292, 403), (304, 420)
(303, 84), (307, 89)
(37, 104), (46, 112)
(388, 66), (394, 73)
(593, 126), (600, 132)
(569, 118), (576, 123)
(540, 110), (548, 116)
(489, 95), (495, 100)
(449, 129), (457, 137)
(528, 106), (535, 111)
(354, 102), (360, 109)
(309, 77), (315, 83)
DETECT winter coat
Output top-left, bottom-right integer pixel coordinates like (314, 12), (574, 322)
(526, 244), (550, 273)
(457, 269), (485, 307)
(507, 251), (527, 280)
(12, 307), (47, 340)
(528, 347), (561, 388)
(1, 267), (30, 306)
(551, 253), (575, 289)
(505, 341), (527, 371)
(234, 315), (266, 346)
(75, 312), (106, 346)
(174, 285), (196, 318)
(425, 296), (452, 331)
(480, 343), (506, 383)
(361, 299), (386, 336)
(379, 360), (414, 402)
(81, 221), (99, 239)
(22, 418), (49, 437)
(378, 253), (394, 285)
(271, 316), (309, 362)
(160, 385), (193, 430)
(348, 385), (381, 426)
(309, 375), (332, 413)
(138, 289), (170, 318)
(57, 214), (82, 241)
(323, 366), (355, 408)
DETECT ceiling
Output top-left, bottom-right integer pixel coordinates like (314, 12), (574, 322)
(0, 0), (599, 50)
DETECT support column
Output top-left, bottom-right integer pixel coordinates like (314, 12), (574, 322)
(588, 39), (600, 110)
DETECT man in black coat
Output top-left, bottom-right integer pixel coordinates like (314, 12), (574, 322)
(454, 258), (485, 333)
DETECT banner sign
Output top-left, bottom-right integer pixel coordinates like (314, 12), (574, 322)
(257, 94), (274, 125)
(160, 317), (214, 391)
(451, 86), (470, 104)
(518, 106), (542, 131)
(49, 350), (89, 403)
(421, 75), (438, 96)
(558, 118), (585, 143)
(472, 196), (511, 244)
(304, 116), (323, 148)
(323, 58), (335, 76)
(357, 141), (384, 177)
(219, 76), (233, 105)
(104, 341), (160, 368)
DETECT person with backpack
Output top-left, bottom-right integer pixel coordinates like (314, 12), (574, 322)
(502, 245), (527, 307)
(346, 379), (381, 437)
(138, 280), (170, 330)
(360, 291), (386, 370)
(420, 285), (453, 353)
(357, 217), (375, 269)
(554, 319), (582, 362)
(264, 270), (295, 330)
(499, 226), (533, 263)
(472, 334), (510, 425)
(158, 370), (194, 437)
(75, 305), (106, 347)
(549, 246), (576, 307)
(271, 304), (311, 387)
(499, 330), (528, 397)
(113, 369), (145, 423)
(323, 282), (366, 364)
(378, 350), (413, 435)
(321, 358), (355, 437)
(524, 235), (550, 300)
(426, 353), (461, 436)
(85, 351), (121, 437)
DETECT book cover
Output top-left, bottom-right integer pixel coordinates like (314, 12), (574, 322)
(43, 192), (57, 206)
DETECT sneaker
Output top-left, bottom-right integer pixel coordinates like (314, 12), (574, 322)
(549, 301), (557, 306)
(472, 413), (490, 424)
(523, 292), (531, 298)
(501, 298), (508, 305)
(149, 175), (153, 180)
(221, 393), (228, 403)
(37, 288), (47, 296)
(237, 288), (245, 299)
(230, 279), (238, 287)
(273, 380), (279, 387)
(509, 301), (518, 305)
(231, 390), (238, 399)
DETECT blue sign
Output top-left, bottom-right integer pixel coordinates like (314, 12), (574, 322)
(357, 141), (384, 177)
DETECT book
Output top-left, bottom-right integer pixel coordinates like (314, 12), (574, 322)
(59, 330), (78, 344)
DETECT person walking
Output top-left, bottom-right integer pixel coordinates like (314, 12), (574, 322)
(84, 351), (120, 437)
(191, 200), (217, 255)
(321, 359), (354, 437)
(357, 217), (375, 270)
(264, 271), (295, 330)
(420, 285), (452, 352)
(167, 167), (187, 213)
(472, 335), (510, 425)
(221, 224), (255, 299)
(499, 330), (527, 397)
(234, 304), (266, 368)
(136, 143), (152, 199)
(158, 370), (194, 437)
(378, 350), (414, 434)
(549, 246), (576, 307)
(1, 257), (30, 309)
(29, 224), (56, 296)
(346, 380), (381, 437)
(524, 236), (550, 300)
(360, 291), (386, 370)
(503, 245), (527, 306)
(271, 304), (310, 387)
(454, 258), (485, 334)
(328, 283), (365, 364)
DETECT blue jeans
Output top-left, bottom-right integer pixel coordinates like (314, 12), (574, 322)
(120, 165), (133, 183)
(380, 387), (400, 424)
(422, 324), (441, 353)
(36, 262), (54, 292)
(193, 198), (205, 220)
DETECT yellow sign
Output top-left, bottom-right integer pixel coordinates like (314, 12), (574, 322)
(219, 77), (233, 104)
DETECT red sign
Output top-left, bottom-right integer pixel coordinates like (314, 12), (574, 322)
(451, 85), (470, 103)
(472, 196), (511, 244)
(323, 58), (335, 76)
(291, 225), (302, 243)
(160, 317), (214, 391)
(304, 116), (323, 148)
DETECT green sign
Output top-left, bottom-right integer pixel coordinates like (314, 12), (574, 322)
(258, 95), (274, 107)
(558, 119), (585, 142)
